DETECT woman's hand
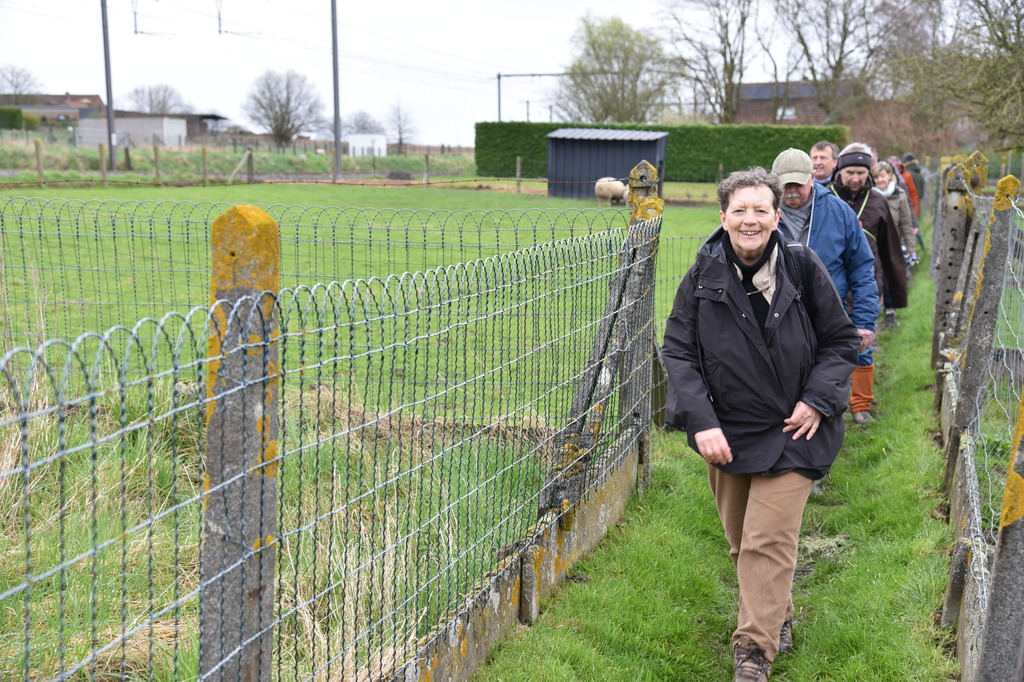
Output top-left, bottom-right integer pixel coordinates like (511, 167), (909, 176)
(783, 401), (822, 440)
(694, 428), (733, 465)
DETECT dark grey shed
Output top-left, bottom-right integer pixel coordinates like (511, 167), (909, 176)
(546, 128), (668, 199)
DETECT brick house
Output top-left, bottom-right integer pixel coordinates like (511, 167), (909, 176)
(734, 81), (832, 125)
(0, 93), (107, 123)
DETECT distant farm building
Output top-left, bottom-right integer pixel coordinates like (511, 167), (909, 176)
(0, 93), (106, 124)
(546, 128), (668, 200)
(77, 116), (188, 147)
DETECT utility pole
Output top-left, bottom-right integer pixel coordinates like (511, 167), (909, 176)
(330, 0), (342, 182)
(100, 0), (117, 171)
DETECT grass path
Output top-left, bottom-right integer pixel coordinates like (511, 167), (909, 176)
(476, 266), (958, 680)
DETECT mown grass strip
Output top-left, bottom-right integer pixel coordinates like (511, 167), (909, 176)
(478, 253), (959, 681)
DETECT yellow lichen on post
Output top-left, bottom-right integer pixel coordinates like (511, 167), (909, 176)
(970, 176), (1023, 333)
(628, 160), (665, 224)
(210, 204), (280, 301)
(993, 175), (1022, 212)
(1001, 396), (1024, 529)
(965, 151), (989, 192)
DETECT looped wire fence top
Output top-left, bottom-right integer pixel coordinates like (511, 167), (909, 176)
(0, 195), (631, 353)
(0, 198), (670, 680)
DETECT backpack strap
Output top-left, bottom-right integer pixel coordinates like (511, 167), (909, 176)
(783, 241), (815, 311)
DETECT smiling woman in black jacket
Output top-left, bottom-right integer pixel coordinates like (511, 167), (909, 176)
(661, 167), (859, 681)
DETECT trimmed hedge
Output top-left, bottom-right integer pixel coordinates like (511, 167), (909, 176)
(475, 121), (850, 182)
(0, 108), (24, 130)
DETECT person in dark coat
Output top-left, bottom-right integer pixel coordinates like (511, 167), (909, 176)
(662, 167), (859, 681)
(829, 145), (908, 420)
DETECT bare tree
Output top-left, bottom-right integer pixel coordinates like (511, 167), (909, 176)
(345, 111), (385, 134)
(951, 0), (1024, 144)
(553, 16), (675, 124)
(388, 102), (416, 154)
(127, 84), (191, 115)
(877, 0), (1023, 150)
(773, 0), (895, 122)
(242, 70), (325, 146)
(754, 20), (804, 123)
(664, 0), (755, 124)
(0, 64), (43, 104)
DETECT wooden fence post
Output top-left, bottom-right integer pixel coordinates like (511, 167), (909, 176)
(200, 205), (281, 682)
(99, 143), (108, 187)
(227, 148), (252, 186)
(33, 139), (44, 186)
(942, 176), (1019, 489)
(153, 142), (162, 187)
(516, 156), (522, 193)
(202, 145), (209, 187)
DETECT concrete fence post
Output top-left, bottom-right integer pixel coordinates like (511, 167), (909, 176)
(975, 177), (1024, 682)
(200, 205), (281, 682)
(545, 160), (664, 520)
(624, 159), (664, 493)
(943, 177), (1019, 489)
(932, 152), (988, 369)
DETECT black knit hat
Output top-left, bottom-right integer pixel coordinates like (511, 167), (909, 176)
(902, 152), (917, 163)
(836, 151), (872, 171)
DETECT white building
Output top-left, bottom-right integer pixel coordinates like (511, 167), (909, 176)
(343, 133), (387, 157)
(77, 117), (188, 148)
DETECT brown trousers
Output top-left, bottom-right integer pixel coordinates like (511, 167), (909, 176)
(707, 465), (814, 660)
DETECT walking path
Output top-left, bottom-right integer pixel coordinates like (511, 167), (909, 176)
(475, 270), (959, 680)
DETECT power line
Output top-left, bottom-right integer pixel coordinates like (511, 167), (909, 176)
(496, 72), (566, 121)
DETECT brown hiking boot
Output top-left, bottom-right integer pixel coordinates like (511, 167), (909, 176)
(734, 637), (772, 681)
(778, 619), (793, 654)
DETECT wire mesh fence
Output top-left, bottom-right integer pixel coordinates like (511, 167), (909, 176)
(0, 185), (695, 680)
(931, 156), (1024, 681)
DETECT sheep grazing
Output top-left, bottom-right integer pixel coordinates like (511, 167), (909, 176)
(595, 177), (629, 206)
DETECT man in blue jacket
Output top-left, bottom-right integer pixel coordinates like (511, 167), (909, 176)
(772, 148), (880, 424)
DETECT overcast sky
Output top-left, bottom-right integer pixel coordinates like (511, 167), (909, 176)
(1, 0), (669, 146)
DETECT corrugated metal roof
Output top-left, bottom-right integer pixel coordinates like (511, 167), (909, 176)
(547, 128), (668, 141)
